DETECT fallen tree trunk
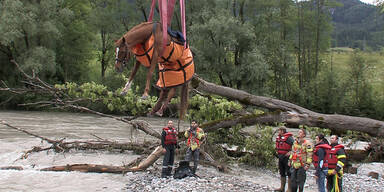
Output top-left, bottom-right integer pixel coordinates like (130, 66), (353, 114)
(40, 164), (133, 174)
(41, 146), (165, 174)
(192, 75), (384, 137)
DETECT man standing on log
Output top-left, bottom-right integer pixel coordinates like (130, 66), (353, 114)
(289, 129), (313, 192)
(161, 120), (178, 178)
(326, 135), (346, 192)
(184, 120), (205, 174)
(274, 126), (294, 192)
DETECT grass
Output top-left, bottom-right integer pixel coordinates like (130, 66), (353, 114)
(327, 50), (384, 96)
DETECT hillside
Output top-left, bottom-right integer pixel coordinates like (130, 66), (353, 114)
(332, 0), (384, 50)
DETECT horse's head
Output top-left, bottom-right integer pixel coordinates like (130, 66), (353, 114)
(114, 37), (131, 73)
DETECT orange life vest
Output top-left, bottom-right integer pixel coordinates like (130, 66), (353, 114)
(156, 46), (194, 88)
(313, 143), (331, 168)
(328, 144), (344, 169)
(163, 127), (177, 145)
(158, 38), (185, 64)
(131, 35), (155, 68)
(131, 34), (194, 88)
(291, 139), (312, 168)
(187, 128), (201, 147)
(276, 132), (293, 155)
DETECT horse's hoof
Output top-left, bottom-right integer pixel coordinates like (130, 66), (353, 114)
(155, 111), (163, 117)
(120, 91), (127, 96)
(141, 95), (148, 100)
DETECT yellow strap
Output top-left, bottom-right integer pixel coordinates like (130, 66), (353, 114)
(337, 154), (346, 159)
(337, 161), (344, 167)
(334, 175), (339, 192)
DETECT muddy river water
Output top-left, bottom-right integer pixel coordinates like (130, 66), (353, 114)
(0, 110), (190, 192)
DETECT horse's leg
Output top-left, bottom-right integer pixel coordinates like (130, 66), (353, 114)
(148, 89), (169, 116)
(121, 60), (141, 96)
(179, 83), (189, 120)
(142, 23), (162, 99)
(142, 51), (157, 99)
(155, 87), (176, 117)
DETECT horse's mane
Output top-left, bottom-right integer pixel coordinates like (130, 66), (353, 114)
(115, 22), (158, 47)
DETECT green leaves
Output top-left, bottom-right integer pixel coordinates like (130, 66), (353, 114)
(0, 0), (34, 46)
(55, 81), (156, 116)
(189, 2), (269, 94)
(187, 94), (242, 123)
(240, 125), (276, 169)
(20, 47), (57, 76)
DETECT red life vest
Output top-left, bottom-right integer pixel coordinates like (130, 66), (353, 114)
(275, 132), (293, 155)
(313, 143), (331, 168)
(163, 127), (177, 145)
(328, 144), (345, 169)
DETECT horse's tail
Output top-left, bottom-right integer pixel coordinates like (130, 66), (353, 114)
(179, 82), (189, 120)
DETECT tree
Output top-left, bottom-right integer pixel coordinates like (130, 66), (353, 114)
(56, 0), (95, 83)
(246, 0), (297, 100)
(188, 0), (269, 95)
(0, 0), (73, 82)
(346, 50), (377, 116)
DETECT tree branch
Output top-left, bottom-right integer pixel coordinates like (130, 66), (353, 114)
(192, 75), (384, 137)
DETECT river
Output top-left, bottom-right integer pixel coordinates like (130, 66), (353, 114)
(0, 110), (187, 192)
(1, 110), (382, 192)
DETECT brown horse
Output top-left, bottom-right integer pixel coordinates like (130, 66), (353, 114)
(114, 22), (194, 119)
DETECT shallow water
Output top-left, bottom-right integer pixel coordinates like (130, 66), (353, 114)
(0, 110), (188, 192)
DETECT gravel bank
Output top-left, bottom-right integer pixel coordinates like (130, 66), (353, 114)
(123, 161), (384, 192)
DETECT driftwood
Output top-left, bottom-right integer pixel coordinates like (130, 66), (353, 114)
(6, 152), (159, 174)
(0, 166), (23, 170)
(41, 146), (164, 173)
(191, 75), (384, 137)
(0, 120), (166, 173)
(0, 120), (226, 173)
(0, 121), (157, 160)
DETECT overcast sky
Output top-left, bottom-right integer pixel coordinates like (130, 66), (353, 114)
(360, 0), (376, 4)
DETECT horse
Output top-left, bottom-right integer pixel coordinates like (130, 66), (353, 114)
(114, 22), (194, 119)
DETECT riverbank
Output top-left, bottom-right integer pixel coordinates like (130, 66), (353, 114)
(122, 159), (384, 192)
(1, 110), (383, 192)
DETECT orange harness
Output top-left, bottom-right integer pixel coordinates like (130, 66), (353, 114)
(156, 45), (194, 88)
(131, 35), (155, 68)
(131, 34), (194, 88)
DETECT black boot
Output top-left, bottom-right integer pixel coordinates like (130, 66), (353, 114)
(161, 168), (168, 178)
(274, 177), (286, 192)
(167, 167), (173, 177)
(192, 166), (197, 175)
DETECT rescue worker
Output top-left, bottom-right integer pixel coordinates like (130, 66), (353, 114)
(274, 126), (294, 192)
(184, 120), (205, 174)
(326, 135), (346, 192)
(288, 129), (313, 192)
(313, 134), (331, 192)
(161, 120), (178, 178)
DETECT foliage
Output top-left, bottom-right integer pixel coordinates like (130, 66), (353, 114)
(188, 0), (269, 95)
(0, 0), (73, 82)
(240, 125), (276, 169)
(303, 125), (332, 141)
(186, 94), (243, 123)
(55, 82), (157, 115)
